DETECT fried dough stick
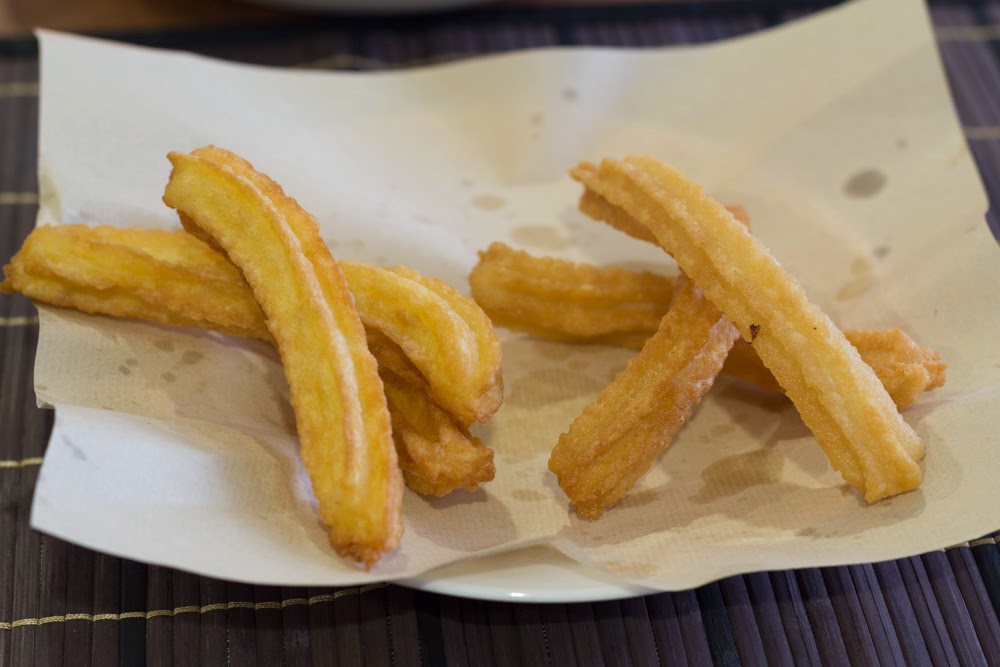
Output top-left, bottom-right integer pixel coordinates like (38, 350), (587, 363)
(547, 199), (745, 518)
(572, 158), (923, 502)
(2, 225), (267, 339)
(381, 370), (495, 496)
(548, 274), (739, 519)
(4, 223), (500, 425)
(1, 224), (495, 496)
(469, 241), (673, 349)
(185, 146), (502, 426)
(468, 242), (945, 409)
(162, 151), (402, 566)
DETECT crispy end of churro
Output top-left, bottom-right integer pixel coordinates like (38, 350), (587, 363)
(382, 370), (495, 496)
(469, 241), (674, 346)
(1, 224), (269, 339)
(841, 329), (947, 408)
(724, 330), (946, 410)
(549, 275), (739, 519)
(392, 264), (504, 425)
(163, 150), (402, 566)
(572, 156), (923, 502)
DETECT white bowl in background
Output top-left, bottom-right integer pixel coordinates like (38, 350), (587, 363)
(247, 0), (492, 13)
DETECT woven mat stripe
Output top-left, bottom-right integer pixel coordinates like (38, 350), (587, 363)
(970, 139), (1000, 241)
(922, 551), (992, 664)
(768, 570), (822, 664)
(0, 77), (36, 198)
(198, 577), (226, 664)
(4, 542), (1000, 630)
(946, 548), (1000, 657)
(741, 572), (794, 663)
(972, 545), (1000, 623)
(0, 583), (390, 631)
(279, 585), (311, 665)
(939, 42), (1000, 127)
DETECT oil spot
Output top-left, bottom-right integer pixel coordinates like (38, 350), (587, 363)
(836, 258), (876, 300)
(568, 360), (589, 372)
(530, 112), (544, 126)
(850, 256), (871, 275)
(509, 224), (570, 251)
(562, 87), (578, 102)
(507, 368), (605, 408)
(346, 239), (365, 249)
(162, 372), (177, 383)
(125, 358), (138, 367)
(530, 131), (540, 141)
(797, 527), (819, 538)
(538, 344), (573, 362)
(180, 350), (204, 365)
(460, 178), (474, 188)
(836, 278), (875, 300)
(873, 244), (891, 259)
(708, 422), (736, 439)
(154, 340), (175, 352)
(118, 365), (132, 376)
(843, 169), (886, 198)
(512, 489), (546, 502)
(472, 194), (506, 212)
(690, 448), (784, 504)
(36, 384), (48, 391)
(896, 138), (908, 150)
(374, 255), (389, 265)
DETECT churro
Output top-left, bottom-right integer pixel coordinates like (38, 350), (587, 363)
(571, 157), (923, 502)
(163, 150), (401, 566)
(548, 274), (739, 518)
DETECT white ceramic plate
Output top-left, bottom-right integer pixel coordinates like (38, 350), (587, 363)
(400, 545), (657, 603)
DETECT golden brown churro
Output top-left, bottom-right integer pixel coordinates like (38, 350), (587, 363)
(163, 150), (402, 566)
(548, 274), (739, 518)
(469, 241), (674, 349)
(571, 157), (924, 502)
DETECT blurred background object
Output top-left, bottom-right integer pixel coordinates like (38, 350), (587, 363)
(0, 0), (661, 37)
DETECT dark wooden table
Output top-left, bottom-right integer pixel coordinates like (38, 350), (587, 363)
(2, 1), (1000, 664)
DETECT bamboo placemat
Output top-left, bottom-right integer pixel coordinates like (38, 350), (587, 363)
(2, 2), (999, 664)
